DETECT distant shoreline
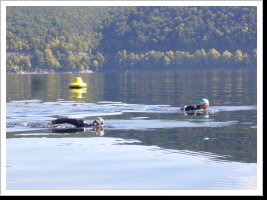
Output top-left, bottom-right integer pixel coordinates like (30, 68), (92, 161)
(6, 66), (256, 75)
(6, 69), (94, 75)
(99, 66), (257, 73)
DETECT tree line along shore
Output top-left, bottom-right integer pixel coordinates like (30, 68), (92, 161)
(6, 6), (257, 73)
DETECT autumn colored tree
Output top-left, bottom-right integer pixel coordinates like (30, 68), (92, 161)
(19, 56), (32, 71)
(220, 50), (234, 67)
(207, 48), (220, 67)
(6, 6), (257, 72)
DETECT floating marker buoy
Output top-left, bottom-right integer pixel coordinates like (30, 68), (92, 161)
(69, 70), (87, 89)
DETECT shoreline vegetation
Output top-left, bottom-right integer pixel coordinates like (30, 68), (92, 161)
(6, 69), (94, 75)
(6, 66), (256, 75)
(6, 6), (257, 74)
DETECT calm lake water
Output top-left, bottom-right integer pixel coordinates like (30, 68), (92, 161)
(5, 69), (257, 192)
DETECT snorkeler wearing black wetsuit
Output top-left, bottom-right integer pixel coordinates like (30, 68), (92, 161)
(46, 117), (104, 127)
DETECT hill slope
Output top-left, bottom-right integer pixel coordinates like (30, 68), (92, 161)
(6, 6), (257, 72)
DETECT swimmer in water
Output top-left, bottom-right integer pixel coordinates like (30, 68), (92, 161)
(46, 117), (104, 127)
(180, 98), (209, 111)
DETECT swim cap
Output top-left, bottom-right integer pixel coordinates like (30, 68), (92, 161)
(96, 117), (104, 125)
(200, 98), (209, 105)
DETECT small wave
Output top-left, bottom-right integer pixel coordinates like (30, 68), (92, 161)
(9, 99), (43, 104)
(130, 117), (150, 120)
(213, 105), (257, 111)
(97, 101), (122, 104)
(6, 100), (256, 132)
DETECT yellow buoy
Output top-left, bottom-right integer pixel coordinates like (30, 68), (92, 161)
(69, 70), (87, 88)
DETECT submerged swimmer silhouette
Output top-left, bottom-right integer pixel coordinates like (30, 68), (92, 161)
(46, 117), (104, 127)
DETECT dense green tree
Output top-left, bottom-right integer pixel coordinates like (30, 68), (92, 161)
(43, 49), (60, 70)
(6, 55), (20, 71)
(220, 50), (234, 67)
(33, 49), (45, 70)
(80, 56), (91, 70)
(92, 60), (99, 69)
(161, 56), (171, 67)
(19, 56), (32, 71)
(207, 48), (221, 67)
(6, 6), (257, 72)
(234, 50), (244, 65)
(194, 48), (207, 67)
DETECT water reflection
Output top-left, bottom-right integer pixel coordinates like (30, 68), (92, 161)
(182, 110), (210, 118)
(48, 126), (105, 136)
(5, 69), (258, 191)
(6, 100), (257, 163)
(6, 70), (257, 164)
(70, 88), (87, 99)
(6, 70), (257, 107)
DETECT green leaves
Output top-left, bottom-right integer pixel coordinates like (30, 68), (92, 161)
(112, 48), (255, 69)
(6, 6), (257, 72)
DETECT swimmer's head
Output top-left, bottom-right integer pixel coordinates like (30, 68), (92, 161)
(199, 98), (209, 110)
(95, 117), (104, 125)
(200, 98), (209, 105)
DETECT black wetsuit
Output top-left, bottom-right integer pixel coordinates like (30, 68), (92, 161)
(182, 105), (201, 111)
(51, 118), (89, 127)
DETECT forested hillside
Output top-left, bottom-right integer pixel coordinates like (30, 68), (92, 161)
(6, 6), (257, 72)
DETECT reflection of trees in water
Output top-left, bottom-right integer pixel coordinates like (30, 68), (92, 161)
(106, 122), (256, 163)
(7, 70), (256, 106)
(7, 73), (105, 102)
(102, 70), (256, 106)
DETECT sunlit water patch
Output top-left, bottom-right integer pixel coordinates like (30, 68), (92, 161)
(6, 137), (256, 190)
(105, 119), (239, 130)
